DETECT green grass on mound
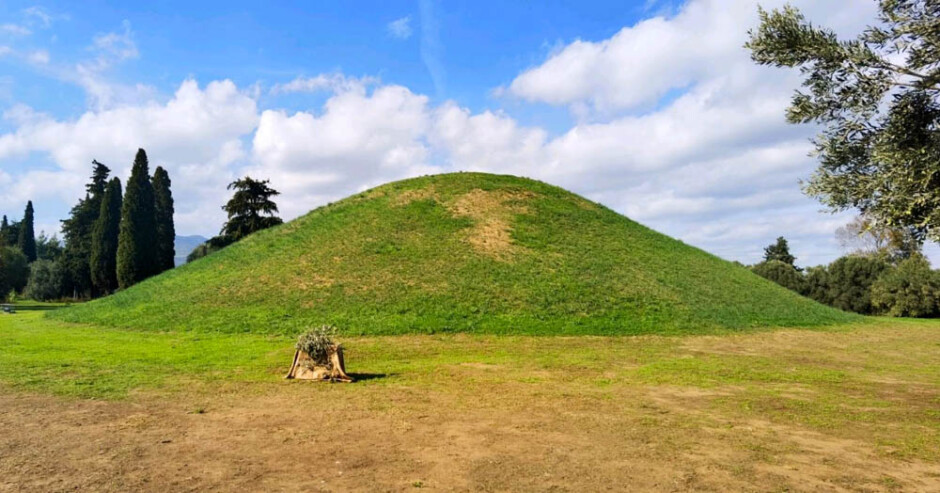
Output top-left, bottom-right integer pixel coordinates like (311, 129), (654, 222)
(51, 172), (856, 335)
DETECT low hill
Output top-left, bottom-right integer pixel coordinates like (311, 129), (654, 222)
(52, 173), (856, 335)
(174, 235), (208, 266)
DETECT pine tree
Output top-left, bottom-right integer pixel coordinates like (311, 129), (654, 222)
(221, 177), (283, 241)
(90, 178), (123, 294)
(61, 160), (111, 298)
(17, 201), (36, 262)
(763, 237), (796, 267)
(117, 149), (157, 288)
(152, 167), (176, 274)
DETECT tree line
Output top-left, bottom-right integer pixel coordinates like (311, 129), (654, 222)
(750, 217), (940, 318)
(0, 148), (175, 301)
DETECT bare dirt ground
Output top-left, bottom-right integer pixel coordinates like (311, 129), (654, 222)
(2, 325), (940, 492)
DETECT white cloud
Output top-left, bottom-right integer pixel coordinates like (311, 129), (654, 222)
(387, 16), (412, 39)
(270, 73), (380, 95)
(0, 79), (259, 234)
(91, 20), (138, 63)
(0, 46), (12, 56)
(23, 7), (53, 28)
(26, 49), (49, 65)
(1, 24), (32, 36)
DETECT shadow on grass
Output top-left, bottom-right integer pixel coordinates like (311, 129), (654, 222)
(9, 304), (67, 312)
(349, 373), (390, 382)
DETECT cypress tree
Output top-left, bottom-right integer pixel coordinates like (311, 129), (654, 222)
(117, 149), (157, 288)
(0, 216), (7, 247)
(90, 178), (122, 294)
(61, 160), (110, 299)
(17, 201), (36, 262)
(152, 166), (176, 274)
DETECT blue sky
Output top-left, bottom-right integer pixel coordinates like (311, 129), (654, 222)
(1, 0), (936, 266)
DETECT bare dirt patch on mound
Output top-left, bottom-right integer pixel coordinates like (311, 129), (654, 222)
(448, 188), (536, 261)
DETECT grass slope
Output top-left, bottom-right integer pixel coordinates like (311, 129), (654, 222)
(52, 172), (855, 335)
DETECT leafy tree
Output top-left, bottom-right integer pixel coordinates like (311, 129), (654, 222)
(152, 166), (176, 274)
(871, 254), (940, 317)
(25, 259), (65, 301)
(221, 177), (283, 241)
(835, 214), (920, 263)
(1, 216), (20, 248)
(61, 160), (111, 298)
(91, 178), (123, 294)
(826, 255), (889, 314)
(763, 236), (796, 266)
(35, 232), (64, 262)
(117, 149), (157, 288)
(752, 260), (805, 293)
(747, 3), (940, 241)
(802, 265), (832, 305)
(17, 201), (36, 262)
(0, 246), (29, 294)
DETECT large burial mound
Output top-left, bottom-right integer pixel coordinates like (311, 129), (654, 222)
(53, 173), (855, 335)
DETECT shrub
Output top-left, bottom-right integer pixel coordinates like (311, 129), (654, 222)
(186, 235), (234, 263)
(25, 259), (66, 301)
(826, 255), (889, 314)
(871, 255), (940, 317)
(751, 260), (805, 293)
(296, 325), (338, 366)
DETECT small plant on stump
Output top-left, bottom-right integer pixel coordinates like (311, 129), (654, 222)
(287, 325), (353, 382)
(295, 324), (338, 369)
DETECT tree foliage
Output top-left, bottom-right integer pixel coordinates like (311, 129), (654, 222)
(824, 255), (889, 315)
(36, 232), (64, 262)
(747, 2), (940, 241)
(763, 236), (796, 266)
(0, 215), (18, 248)
(17, 201), (36, 262)
(25, 259), (66, 302)
(871, 254), (940, 317)
(0, 246), (29, 294)
(61, 160), (111, 298)
(152, 166), (176, 274)
(91, 178), (123, 294)
(117, 149), (157, 289)
(752, 259), (805, 293)
(835, 214), (921, 262)
(221, 176), (283, 241)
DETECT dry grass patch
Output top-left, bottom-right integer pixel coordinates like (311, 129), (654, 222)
(447, 188), (536, 261)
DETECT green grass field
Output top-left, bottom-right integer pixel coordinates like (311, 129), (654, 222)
(50, 172), (855, 335)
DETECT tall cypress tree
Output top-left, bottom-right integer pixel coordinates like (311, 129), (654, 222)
(0, 216), (7, 247)
(90, 178), (122, 294)
(17, 201), (36, 262)
(61, 160), (111, 299)
(152, 166), (176, 274)
(117, 149), (156, 288)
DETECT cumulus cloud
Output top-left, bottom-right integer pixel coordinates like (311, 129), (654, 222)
(0, 80), (259, 234)
(387, 16), (412, 39)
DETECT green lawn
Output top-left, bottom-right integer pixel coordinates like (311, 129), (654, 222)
(3, 310), (939, 464)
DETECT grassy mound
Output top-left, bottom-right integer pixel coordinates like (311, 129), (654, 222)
(52, 172), (856, 335)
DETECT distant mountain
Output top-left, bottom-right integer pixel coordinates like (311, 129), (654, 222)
(174, 235), (208, 266)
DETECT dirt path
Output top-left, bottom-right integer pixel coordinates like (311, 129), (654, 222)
(2, 382), (938, 492)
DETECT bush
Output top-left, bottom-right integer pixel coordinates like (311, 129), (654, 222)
(0, 246), (29, 296)
(295, 325), (338, 366)
(25, 259), (66, 301)
(751, 260), (805, 293)
(871, 255), (940, 317)
(826, 255), (889, 314)
(186, 235), (234, 263)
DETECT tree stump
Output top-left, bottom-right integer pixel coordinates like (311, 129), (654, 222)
(285, 344), (353, 382)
